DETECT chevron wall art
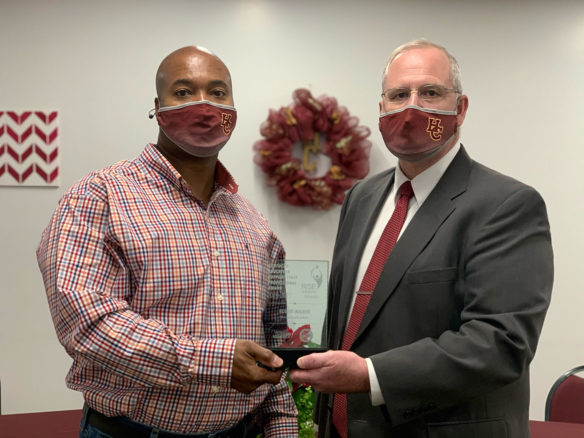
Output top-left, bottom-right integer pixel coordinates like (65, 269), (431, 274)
(0, 111), (60, 187)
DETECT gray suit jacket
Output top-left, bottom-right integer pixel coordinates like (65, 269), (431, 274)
(315, 146), (553, 438)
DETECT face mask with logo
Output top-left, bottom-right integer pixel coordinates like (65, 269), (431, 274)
(379, 105), (458, 162)
(155, 100), (237, 157)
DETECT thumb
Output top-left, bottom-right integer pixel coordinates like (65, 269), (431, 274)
(254, 345), (283, 369)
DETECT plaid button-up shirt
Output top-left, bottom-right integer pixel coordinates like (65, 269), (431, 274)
(37, 144), (297, 436)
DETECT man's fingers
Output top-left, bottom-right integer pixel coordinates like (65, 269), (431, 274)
(250, 364), (283, 386)
(263, 368), (284, 385)
(288, 368), (311, 383)
(232, 366), (283, 394)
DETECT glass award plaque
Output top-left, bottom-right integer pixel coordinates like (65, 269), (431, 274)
(268, 259), (328, 368)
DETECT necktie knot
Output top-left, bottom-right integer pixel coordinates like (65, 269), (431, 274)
(399, 180), (414, 199)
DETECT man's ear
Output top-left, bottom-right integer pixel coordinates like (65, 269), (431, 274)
(456, 94), (469, 127)
(148, 98), (160, 119)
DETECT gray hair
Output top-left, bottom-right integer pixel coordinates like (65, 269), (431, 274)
(381, 39), (462, 93)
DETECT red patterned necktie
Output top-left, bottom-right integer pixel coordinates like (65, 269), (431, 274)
(332, 180), (414, 438)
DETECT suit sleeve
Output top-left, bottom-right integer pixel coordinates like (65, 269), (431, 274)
(372, 186), (553, 426)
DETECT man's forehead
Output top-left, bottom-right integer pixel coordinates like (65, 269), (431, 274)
(385, 47), (450, 84)
(393, 47), (448, 67)
(156, 47), (231, 90)
(161, 49), (226, 73)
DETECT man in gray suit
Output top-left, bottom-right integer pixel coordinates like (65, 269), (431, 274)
(289, 39), (553, 437)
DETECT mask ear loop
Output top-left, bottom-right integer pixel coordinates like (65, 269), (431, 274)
(454, 92), (463, 115)
(148, 108), (156, 119)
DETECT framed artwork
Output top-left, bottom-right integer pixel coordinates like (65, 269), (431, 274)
(0, 111), (59, 187)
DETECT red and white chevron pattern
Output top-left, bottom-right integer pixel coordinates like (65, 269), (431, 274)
(0, 111), (59, 186)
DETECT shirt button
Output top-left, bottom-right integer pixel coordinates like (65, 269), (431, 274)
(213, 249), (220, 257)
(216, 293), (224, 302)
(211, 386), (220, 394)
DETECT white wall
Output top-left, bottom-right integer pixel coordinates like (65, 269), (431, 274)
(1, 0), (582, 420)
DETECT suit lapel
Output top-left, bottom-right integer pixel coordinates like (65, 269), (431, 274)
(352, 146), (473, 348)
(334, 170), (395, 348)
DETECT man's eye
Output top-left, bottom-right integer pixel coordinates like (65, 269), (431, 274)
(175, 89), (191, 97)
(390, 90), (409, 101)
(211, 89), (227, 98)
(420, 86), (442, 98)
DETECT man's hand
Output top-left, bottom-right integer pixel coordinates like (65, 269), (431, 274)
(231, 340), (284, 394)
(288, 350), (370, 394)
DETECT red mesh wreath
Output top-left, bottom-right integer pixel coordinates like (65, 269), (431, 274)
(253, 89), (371, 209)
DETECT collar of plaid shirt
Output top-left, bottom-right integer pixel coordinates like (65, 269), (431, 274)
(36, 144), (297, 436)
(145, 143), (239, 196)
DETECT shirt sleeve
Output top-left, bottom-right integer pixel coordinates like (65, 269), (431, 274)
(263, 234), (289, 348)
(257, 233), (298, 437)
(259, 375), (299, 438)
(366, 357), (385, 406)
(37, 187), (235, 389)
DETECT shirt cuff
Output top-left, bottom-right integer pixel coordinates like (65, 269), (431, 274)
(190, 338), (236, 387)
(366, 357), (386, 406)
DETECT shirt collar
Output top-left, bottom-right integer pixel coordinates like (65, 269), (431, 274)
(394, 142), (460, 206)
(141, 143), (239, 195)
(214, 161), (238, 194)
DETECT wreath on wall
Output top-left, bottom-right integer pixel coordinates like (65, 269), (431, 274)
(253, 89), (372, 209)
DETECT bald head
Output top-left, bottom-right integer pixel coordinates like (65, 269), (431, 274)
(155, 46), (233, 107)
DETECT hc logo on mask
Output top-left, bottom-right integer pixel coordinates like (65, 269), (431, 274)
(426, 117), (444, 141)
(221, 113), (233, 134)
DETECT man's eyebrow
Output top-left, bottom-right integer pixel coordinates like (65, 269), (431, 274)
(169, 78), (230, 89)
(208, 79), (230, 89)
(170, 78), (195, 88)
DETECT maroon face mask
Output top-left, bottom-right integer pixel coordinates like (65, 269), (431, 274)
(379, 105), (458, 162)
(156, 100), (237, 157)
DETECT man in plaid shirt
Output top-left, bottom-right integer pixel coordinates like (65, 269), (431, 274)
(37, 46), (297, 438)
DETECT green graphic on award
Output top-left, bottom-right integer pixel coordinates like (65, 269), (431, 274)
(269, 260), (328, 368)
